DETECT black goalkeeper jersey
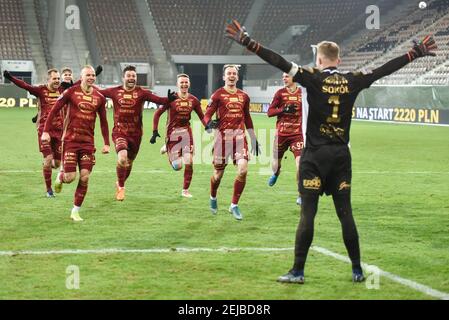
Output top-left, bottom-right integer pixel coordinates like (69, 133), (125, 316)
(291, 55), (410, 147)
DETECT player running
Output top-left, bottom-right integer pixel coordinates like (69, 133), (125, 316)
(41, 65), (110, 221)
(203, 64), (260, 221)
(267, 73), (304, 205)
(99, 65), (176, 201)
(4, 69), (64, 197)
(150, 74), (206, 198)
(226, 19), (437, 282)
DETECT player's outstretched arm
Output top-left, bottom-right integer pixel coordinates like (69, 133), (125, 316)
(225, 19), (293, 75)
(360, 35), (437, 87)
(3, 70), (41, 96)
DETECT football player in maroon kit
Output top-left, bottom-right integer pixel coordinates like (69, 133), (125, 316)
(41, 65), (110, 221)
(204, 65), (260, 221)
(99, 65), (176, 201)
(3, 69), (64, 198)
(267, 73), (304, 206)
(151, 73), (207, 198)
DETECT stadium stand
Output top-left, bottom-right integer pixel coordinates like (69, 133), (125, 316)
(85, 0), (154, 64)
(340, 0), (449, 85)
(33, 0), (52, 69)
(0, 0), (32, 60)
(148, 0), (254, 55)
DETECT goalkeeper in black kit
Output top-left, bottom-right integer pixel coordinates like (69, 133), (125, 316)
(226, 19), (437, 284)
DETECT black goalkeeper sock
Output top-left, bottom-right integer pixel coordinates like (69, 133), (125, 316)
(292, 193), (319, 272)
(332, 193), (361, 270)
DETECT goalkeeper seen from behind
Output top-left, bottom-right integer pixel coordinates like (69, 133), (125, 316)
(226, 19), (437, 284)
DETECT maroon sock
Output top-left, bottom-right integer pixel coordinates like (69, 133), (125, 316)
(43, 167), (52, 192)
(74, 181), (88, 207)
(232, 176), (247, 205)
(125, 165), (133, 181)
(183, 165), (193, 190)
(116, 165), (127, 188)
(210, 176), (221, 198)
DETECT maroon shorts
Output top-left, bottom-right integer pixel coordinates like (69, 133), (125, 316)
(213, 133), (249, 170)
(112, 133), (142, 161)
(166, 127), (194, 163)
(38, 132), (62, 160)
(273, 134), (304, 160)
(61, 142), (96, 173)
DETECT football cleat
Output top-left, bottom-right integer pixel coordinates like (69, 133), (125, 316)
(296, 196), (302, 206)
(46, 190), (55, 198)
(277, 270), (305, 284)
(352, 268), (365, 283)
(115, 182), (125, 201)
(160, 145), (167, 155)
(181, 190), (193, 198)
(268, 174), (279, 187)
(229, 205), (243, 221)
(210, 198), (218, 215)
(54, 174), (63, 193)
(70, 209), (83, 222)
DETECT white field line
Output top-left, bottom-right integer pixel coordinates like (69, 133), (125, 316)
(1, 169), (449, 175)
(0, 245), (447, 300)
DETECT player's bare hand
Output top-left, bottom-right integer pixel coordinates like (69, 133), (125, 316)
(102, 145), (110, 154)
(225, 19), (250, 46)
(41, 132), (50, 143)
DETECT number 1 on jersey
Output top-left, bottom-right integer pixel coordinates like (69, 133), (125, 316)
(327, 95), (341, 123)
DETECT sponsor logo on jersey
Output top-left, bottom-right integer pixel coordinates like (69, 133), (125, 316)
(229, 97), (239, 102)
(82, 95), (92, 102)
(303, 177), (321, 190)
(288, 96), (298, 101)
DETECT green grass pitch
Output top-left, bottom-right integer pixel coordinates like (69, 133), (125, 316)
(0, 107), (448, 299)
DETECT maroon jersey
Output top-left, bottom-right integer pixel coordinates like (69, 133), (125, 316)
(44, 85), (110, 146)
(100, 86), (168, 137)
(9, 77), (63, 137)
(153, 93), (206, 133)
(204, 87), (254, 133)
(267, 86), (303, 136)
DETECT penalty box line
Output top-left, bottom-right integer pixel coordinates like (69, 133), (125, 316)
(0, 245), (447, 300)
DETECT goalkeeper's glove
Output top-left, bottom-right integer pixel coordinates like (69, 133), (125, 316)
(283, 104), (297, 114)
(167, 90), (177, 102)
(150, 130), (161, 144)
(32, 114), (38, 123)
(225, 19), (261, 53)
(251, 138), (261, 157)
(408, 35), (437, 61)
(3, 70), (12, 81)
(95, 65), (103, 77)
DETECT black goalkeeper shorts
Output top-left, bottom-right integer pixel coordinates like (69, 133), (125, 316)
(299, 144), (352, 196)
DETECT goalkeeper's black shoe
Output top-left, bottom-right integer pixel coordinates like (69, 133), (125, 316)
(32, 114), (38, 123)
(352, 268), (365, 283)
(277, 270), (305, 284)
